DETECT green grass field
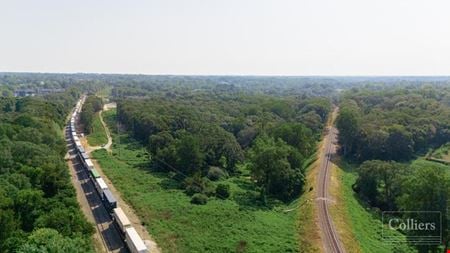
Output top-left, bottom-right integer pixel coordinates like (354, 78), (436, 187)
(337, 161), (416, 253)
(87, 112), (108, 146)
(411, 157), (450, 173)
(431, 142), (450, 162)
(92, 110), (302, 253)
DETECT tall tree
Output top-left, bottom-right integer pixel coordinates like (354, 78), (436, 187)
(397, 167), (449, 252)
(336, 106), (361, 157)
(249, 135), (305, 202)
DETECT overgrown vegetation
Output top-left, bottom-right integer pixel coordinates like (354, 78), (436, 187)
(86, 112), (108, 146)
(92, 110), (302, 252)
(116, 93), (330, 203)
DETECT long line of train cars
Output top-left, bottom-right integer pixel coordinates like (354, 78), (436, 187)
(70, 96), (149, 253)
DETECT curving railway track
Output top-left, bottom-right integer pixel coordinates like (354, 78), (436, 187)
(317, 108), (346, 253)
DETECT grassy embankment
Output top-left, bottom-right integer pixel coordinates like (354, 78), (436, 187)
(333, 157), (449, 253)
(86, 112), (108, 146)
(92, 109), (308, 253)
(333, 160), (416, 253)
(411, 157), (449, 173)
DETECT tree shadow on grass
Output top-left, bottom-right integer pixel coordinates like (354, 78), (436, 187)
(232, 178), (255, 192)
(125, 141), (144, 150)
(233, 191), (267, 211)
(232, 179), (277, 211)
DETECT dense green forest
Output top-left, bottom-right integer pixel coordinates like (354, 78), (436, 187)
(0, 90), (94, 252)
(116, 91), (331, 203)
(337, 86), (450, 161)
(336, 86), (450, 252)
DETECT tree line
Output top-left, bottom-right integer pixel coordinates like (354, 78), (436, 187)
(79, 95), (103, 134)
(337, 86), (450, 162)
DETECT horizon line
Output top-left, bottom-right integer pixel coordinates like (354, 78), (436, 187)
(1, 71), (450, 78)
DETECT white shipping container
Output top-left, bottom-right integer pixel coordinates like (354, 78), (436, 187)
(95, 177), (108, 196)
(125, 227), (148, 253)
(113, 208), (132, 233)
(96, 178), (108, 189)
(85, 159), (94, 170)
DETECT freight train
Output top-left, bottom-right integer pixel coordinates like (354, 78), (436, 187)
(69, 96), (149, 253)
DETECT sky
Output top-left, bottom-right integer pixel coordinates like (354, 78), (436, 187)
(1, 0), (450, 75)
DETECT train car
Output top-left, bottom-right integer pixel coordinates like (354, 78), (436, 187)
(90, 168), (100, 179)
(112, 207), (132, 233)
(75, 140), (83, 151)
(84, 158), (95, 171)
(78, 147), (86, 156)
(95, 177), (108, 197)
(80, 151), (88, 160)
(103, 189), (117, 212)
(125, 227), (148, 253)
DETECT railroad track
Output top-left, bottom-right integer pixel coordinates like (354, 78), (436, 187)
(65, 125), (127, 253)
(317, 110), (346, 253)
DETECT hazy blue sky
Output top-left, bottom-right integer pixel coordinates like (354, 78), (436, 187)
(1, 0), (449, 75)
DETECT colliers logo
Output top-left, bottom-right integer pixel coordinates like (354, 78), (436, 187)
(388, 218), (436, 231)
(382, 211), (442, 245)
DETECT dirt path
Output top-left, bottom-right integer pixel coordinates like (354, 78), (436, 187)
(99, 109), (113, 152)
(84, 105), (161, 253)
(84, 103), (114, 153)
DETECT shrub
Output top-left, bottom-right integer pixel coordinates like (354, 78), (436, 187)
(190, 193), (208, 205)
(207, 167), (226, 181)
(203, 180), (216, 197)
(183, 176), (205, 196)
(215, 184), (230, 199)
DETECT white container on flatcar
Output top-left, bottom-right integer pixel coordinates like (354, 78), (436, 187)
(125, 227), (148, 253)
(81, 152), (89, 159)
(85, 158), (95, 170)
(95, 177), (108, 196)
(113, 207), (132, 233)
